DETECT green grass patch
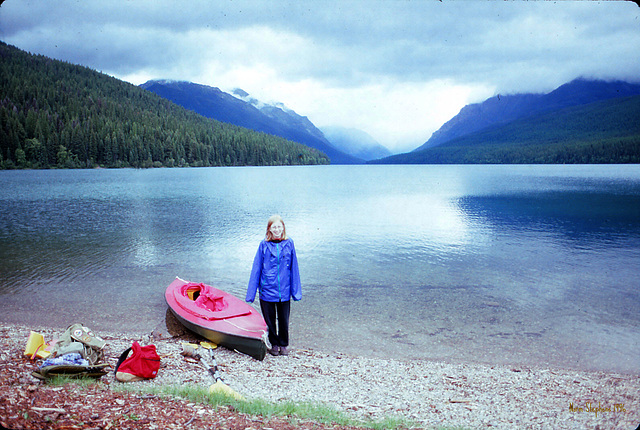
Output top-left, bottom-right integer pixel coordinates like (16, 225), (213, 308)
(117, 382), (419, 429)
(40, 377), (470, 429)
(45, 374), (102, 389)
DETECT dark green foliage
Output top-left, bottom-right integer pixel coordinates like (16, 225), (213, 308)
(373, 93), (640, 164)
(0, 42), (329, 169)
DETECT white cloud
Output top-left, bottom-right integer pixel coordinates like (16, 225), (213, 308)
(254, 78), (494, 154)
(1, 0), (639, 153)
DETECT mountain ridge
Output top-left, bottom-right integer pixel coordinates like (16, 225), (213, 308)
(372, 93), (640, 164)
(320, 126), (392, 161)
(416, 78), (640, 152)
(0, 42), (329, 169)
(140, 80), (362, 164)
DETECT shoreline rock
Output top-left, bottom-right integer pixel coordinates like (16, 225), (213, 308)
(1, 322), (638, 429)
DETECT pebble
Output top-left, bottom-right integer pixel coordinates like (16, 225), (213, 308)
(5, 323), (639, 429)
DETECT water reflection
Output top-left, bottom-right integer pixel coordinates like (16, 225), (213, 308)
(1, 166), (639, 373)
(457, 192), (640, 246)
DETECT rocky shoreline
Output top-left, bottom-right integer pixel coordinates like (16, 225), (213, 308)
(1, 322), (638, 429)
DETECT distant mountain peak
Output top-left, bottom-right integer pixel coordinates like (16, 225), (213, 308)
(321, 126), (392, 161)
(141, 79), (191, 87)
(141, 80), (362, 164)
(232, 88), (249, 98)
(231, 88), (294, 114)
(414, 78), (640, 152)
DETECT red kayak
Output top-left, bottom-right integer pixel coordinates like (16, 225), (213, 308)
(165, 277), (267, 360)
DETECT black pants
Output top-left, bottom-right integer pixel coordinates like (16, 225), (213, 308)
(260, 300), (291, 348)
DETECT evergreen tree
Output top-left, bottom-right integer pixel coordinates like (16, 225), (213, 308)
(0, 41), (330, 169)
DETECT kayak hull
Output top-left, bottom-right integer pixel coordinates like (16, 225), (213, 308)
(165, 277), (267, 360)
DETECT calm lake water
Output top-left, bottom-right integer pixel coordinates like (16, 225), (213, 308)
(1, 165), (639, 373)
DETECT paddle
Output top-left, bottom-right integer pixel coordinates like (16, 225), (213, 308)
(181, 343), (245, 401)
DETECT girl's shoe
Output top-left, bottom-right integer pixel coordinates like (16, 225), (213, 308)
(279, 347), (288, 356)
(268, 346), (280, 356)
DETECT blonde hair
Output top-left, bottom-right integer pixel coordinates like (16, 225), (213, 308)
(265, 214), (287, 241)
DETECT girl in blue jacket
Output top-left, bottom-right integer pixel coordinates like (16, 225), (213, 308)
(246, 215), (301, 356)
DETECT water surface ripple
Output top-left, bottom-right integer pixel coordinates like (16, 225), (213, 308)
(1, 165), (638, 373)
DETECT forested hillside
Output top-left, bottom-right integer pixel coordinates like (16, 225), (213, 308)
(414, 78), (640, 152)
(140, 80), (361, 164)
(0, 42), (329, 169)
(373, 95), (640, 164)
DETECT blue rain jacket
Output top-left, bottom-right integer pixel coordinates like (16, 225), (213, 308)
(246, 238), (301, 303)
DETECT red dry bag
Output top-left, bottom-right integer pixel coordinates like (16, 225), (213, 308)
(114, 341), (160, 382)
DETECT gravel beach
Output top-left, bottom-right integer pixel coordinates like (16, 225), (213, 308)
(1, 322), (638, 429)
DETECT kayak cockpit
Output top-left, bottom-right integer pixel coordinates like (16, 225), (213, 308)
(174, 282), (250, 321)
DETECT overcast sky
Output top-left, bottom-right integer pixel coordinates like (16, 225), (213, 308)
(1, 1), (639, 153)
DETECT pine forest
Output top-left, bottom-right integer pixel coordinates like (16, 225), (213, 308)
(0, 42), (330, 169)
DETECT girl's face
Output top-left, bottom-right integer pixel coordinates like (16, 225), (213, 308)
(269, 221), (284, 239)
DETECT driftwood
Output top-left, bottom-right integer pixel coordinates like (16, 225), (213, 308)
(31, 406), (66, 413)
